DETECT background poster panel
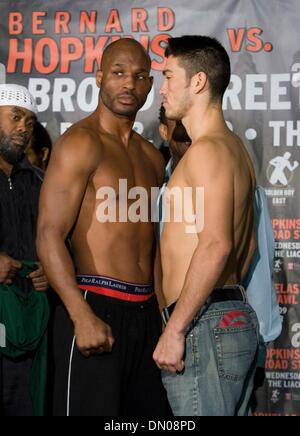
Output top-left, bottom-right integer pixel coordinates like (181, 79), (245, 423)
(0, 0), (300, 415)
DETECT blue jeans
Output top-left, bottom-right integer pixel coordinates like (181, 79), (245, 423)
(162, 300), (259, 416)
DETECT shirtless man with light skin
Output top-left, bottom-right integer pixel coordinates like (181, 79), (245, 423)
(37, 39), (171, 417)
(153, 36), (259, 416)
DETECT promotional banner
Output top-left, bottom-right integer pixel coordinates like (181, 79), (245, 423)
(0, 0), (299, 415)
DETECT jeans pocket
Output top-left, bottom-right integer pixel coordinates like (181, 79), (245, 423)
(213, 322), (258, 382)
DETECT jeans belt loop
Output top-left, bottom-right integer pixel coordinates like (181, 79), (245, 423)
(238, 285), (248, 304)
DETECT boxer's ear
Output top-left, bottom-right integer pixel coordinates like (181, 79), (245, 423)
(96, 70), (103, 88)
(192, 71), (208, 95)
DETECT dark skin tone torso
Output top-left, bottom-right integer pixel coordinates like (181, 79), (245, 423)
(62, 116), (161, 282)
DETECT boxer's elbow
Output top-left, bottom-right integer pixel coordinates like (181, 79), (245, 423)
(36, 220), (65, 262)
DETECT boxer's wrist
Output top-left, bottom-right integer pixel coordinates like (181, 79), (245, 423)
(68, 297), (93, 324)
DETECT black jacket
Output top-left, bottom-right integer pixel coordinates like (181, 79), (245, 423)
(0, 158), (43, 262)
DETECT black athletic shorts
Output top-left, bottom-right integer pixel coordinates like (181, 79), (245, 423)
(53, 279), (172, 417)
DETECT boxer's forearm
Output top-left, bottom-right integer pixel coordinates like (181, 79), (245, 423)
(166, 240), (231, 335)
(36, 229), (92, 321)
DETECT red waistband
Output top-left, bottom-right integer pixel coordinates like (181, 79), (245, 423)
(78, 284), (155, 302)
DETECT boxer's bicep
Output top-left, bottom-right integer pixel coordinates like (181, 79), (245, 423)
(38, 131), (100, 238)
(185, 143), (234, 249)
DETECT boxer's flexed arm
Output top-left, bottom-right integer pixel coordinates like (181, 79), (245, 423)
(37, 128), (114, 356)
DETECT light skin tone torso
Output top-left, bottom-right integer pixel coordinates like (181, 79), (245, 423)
(37, 40), (165, 357)
(154, 55), (257, 374)
(161, 129), (256, 306)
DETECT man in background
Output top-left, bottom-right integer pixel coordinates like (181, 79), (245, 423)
(159, 105), (191, 176)
(0, 84), (49, 416)
(26, 122), (52, 172)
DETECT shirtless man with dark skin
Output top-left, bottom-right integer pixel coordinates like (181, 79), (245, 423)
(153, 36), (259, 416)
(37, 39), (170, 417)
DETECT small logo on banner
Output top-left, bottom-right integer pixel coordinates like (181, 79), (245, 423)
(265, 153), (299, 206)
(0, 323), (6, 348)
(285, 392), (300, 402)
(274, 258), (284, 273)
(288, 262), (300, 271)
(271, 390), (280, 404)
(267, 153), (299, 187)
